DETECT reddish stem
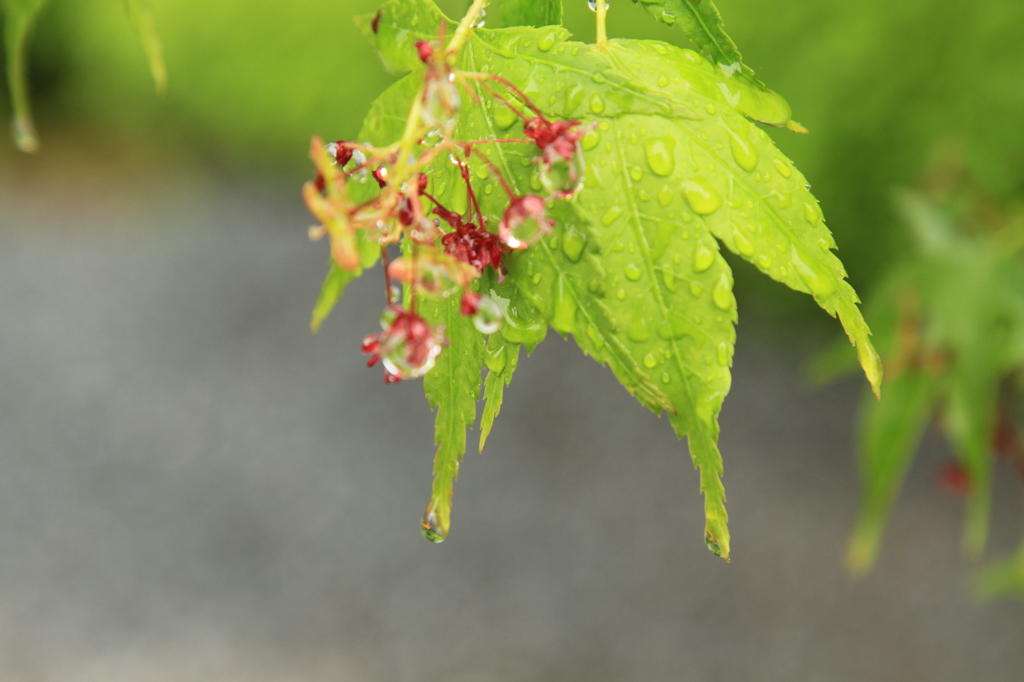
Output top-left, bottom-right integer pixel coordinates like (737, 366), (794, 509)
(381, 246), (393, 305)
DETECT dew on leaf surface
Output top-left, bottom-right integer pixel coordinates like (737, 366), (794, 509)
(561, 226), (588, 263)
(643, 136), (676, 177)
(773, 158), (793, 178)
(601, 206), (623, 226)
(712, 272), (733, 310)
(627, 313), (652, 343)
(733, 231), (755, 256)
(681, 179), (722, 215)
(693, 242), (716, 272)
(726, 128), (758, 172)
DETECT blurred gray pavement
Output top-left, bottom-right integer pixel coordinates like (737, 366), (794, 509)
(1, 169), (1023, 681)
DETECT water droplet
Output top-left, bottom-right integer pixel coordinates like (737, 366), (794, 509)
(643, 136), (676, 177)
(657, 73), (670, 87)
(624, 263), (642, 281)
(472, 295), (504, 334)
(705, 103), (717, 115)
(475, 164), (489, 180)
(532, 273), (543, 284)
(804, 202), (820, 224)
(627, 313), (652, 342)
(773, 191), (793, 208)
(590, 94), (606, 115)
(484, 185), (494, 195)
(789, 245), (837, 298)
(616, 289), (627, 300)
(657, 186), (674, 207)
(422, 509), (446, 543)
(601, 206), (623, 226)
(717, 342), (730, 367)
(562, 226), (587, 263)
(705, 531), (722, 556)
(643, 352), (659, 368)
(693, 242), (716, 272)
(552, 275), (577, 333)
(681, 179), (722, 215)
(733, 231), (755, 256)
(485, 338), (507, 373)
(538, 31), (557, 52)
(630, 166), (644, 181)
(756, 254), (772, 270)
(773, 159), (793, 178)
(726, 128), (758, 172)
(712, 272), (732, 310)
(689, 281), (704, 297)
(652, 43), (668, 54)
(661, 372), (671, 384)
(592, 72), (607, 84)
(581, 129), (600, 151)
(638, 189), (651, 202)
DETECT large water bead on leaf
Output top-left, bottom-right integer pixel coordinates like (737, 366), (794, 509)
(460, 292), (503, 334)
(376, 305), (444, 380)
(499, 195), (553, 249)
(538, 144), (585, 198)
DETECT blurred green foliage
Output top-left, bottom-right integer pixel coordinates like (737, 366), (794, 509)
(3, 0), (1024, 288)
(814, 156), (1024, 598)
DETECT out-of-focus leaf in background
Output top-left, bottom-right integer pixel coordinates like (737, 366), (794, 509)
(823, 157), (1024, 596)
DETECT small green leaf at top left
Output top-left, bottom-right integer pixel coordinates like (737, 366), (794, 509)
(3, 0), (49, 151)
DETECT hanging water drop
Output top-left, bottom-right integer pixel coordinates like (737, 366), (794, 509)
(471, 296), (503, 334)
(705, 531), (722, 557)
(422, 509), (446, 543)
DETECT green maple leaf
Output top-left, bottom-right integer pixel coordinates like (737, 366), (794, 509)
(493, 0), (561, 28)
(329, 0), (880, 559)
(628, 0), (798, 129)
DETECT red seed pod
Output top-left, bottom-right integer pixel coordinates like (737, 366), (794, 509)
(372, 166), (388, 189)
(523, 118), (587, 197)
(460, 291), (481, 317)
(415, 40), (434, 64)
